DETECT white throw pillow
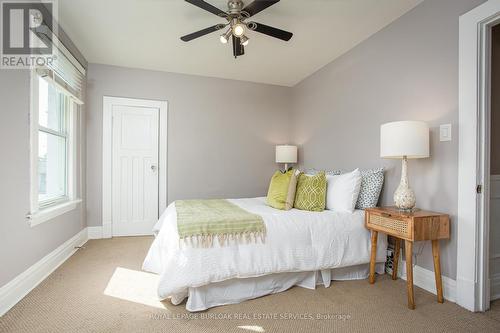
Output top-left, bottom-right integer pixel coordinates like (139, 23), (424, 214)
(326, 169), (362, 212)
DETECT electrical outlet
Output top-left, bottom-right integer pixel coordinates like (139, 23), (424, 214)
(440, 124), (452, 142)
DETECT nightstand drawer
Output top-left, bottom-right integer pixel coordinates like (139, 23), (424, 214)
(366, 213), (411, 239)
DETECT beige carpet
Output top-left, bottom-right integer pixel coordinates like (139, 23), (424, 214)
(1, 237), (500, 333)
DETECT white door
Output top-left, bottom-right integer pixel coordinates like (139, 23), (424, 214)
(112, 105), (159, 236)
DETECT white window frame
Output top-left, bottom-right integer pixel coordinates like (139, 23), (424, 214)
(27, 69), (82, 227)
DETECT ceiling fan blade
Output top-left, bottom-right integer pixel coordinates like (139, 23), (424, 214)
(243, 0), (280, 17)
(180, 24), (224, 42)
(185, 0), (227, 17)
(232, 35), (244, 58)
(250, 22), (293, 41)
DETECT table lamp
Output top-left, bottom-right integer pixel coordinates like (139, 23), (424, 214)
(380, 121), (429, 210)
(276, 145), (297, 171)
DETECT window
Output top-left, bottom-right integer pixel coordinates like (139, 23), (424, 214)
(26, 20), (86, 226)
(37, 76), (70, 207)
(28, 69), (82, 227)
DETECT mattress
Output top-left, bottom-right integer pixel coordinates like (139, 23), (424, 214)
(142, 197), (387, 310)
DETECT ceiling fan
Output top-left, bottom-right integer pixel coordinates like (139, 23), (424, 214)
(180, 0), (293, 58)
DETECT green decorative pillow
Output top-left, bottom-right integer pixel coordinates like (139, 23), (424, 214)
(267, 169), (297, 210)
(294, 171), (327, 212)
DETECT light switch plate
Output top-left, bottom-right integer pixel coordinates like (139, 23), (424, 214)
(440, 124), (452, 142)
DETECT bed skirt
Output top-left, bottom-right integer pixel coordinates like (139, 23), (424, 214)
(178, 262), (386, 311)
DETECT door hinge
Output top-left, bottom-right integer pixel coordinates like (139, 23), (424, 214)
(477, 184), (483, 194)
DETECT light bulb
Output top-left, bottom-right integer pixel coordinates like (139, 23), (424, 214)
(232, 24), (245, 37)
(220, 28), (232, 44)
(240, 35), (249, 46)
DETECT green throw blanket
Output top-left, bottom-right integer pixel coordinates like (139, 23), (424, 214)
(175, 199), (266, 247)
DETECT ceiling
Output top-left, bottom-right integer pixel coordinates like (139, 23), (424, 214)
(58, 0), (422, 87)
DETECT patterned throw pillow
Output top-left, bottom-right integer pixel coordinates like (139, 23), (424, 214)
(304, 168), (341, 176)
(355, 168), (384, 209)
(294, 171), (327, 212)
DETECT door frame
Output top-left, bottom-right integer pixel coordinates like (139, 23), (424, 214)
(457, 0), (500, 312)
(102, 96), (168, 238)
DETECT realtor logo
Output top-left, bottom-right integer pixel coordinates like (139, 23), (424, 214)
(1, 0), (57, 68)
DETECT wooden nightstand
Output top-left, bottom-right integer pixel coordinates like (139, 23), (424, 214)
(365, 207), (450, 309)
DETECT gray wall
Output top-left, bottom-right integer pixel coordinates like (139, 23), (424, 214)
(0, 70), (86, 287)
(1, 0), (485, 289)
(86, 64), (292, 226)
(291, 0), (485, 280)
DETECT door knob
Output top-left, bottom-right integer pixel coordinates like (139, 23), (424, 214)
(151, 165), (157, 171)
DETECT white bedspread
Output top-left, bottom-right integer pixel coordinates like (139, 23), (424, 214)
(142, 197), (387, 305)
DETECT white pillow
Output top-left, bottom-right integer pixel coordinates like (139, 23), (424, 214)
(326, 169), (362, 212)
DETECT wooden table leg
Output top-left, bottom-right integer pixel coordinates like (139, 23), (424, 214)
(405, 240), (415, 309)
(432, 240), (444, 303)
(369, 230), (378, 284)
(392, 238), (401, 280)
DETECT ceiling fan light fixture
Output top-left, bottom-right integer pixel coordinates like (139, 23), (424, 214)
(180, 0), (293, 58)
(240, 35), (249, 46)
(220, 28), (232, 44)
(232, 22), (245, 37)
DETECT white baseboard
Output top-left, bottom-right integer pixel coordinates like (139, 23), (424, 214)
(87, 226), (103, 239)
(0, 228), (88, 316)
(455, 276), (476, 311)
(88, 224), (112, 239)
(102, 223), (112, 238)
(398, 258), (456, 302)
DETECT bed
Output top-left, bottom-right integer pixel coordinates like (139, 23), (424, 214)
(142, 197), (387, 311)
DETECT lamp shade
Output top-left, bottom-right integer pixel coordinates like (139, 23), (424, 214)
(380, 121), (429, 159)
(275, 145), (297, 163)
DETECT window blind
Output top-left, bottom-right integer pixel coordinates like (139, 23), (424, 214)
(32, 17), (86, 104)
(47, 41), (85, 104)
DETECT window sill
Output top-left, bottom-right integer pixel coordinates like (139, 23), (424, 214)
(27, 199), (82, 228)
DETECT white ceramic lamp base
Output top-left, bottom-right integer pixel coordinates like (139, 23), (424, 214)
(394, 156), (416, 210)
